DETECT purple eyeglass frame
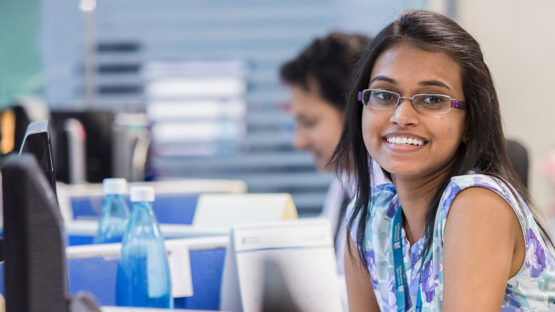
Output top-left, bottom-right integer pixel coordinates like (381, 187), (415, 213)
(357, 89), (466, 110)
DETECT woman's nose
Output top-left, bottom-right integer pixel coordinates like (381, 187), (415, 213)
(390, 98), (419, 126)
(293, 129), (310, 150)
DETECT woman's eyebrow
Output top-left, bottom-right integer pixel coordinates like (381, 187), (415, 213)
(369, 75), (396, 84)
(419, 80), (452, 90)
(369, 76), (453, 90)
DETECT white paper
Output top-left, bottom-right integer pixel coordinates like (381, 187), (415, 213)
(167, 247), (194, 298)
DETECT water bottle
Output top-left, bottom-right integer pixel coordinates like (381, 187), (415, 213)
(115, 186), (173, 308)
(95, 178), (130, 244)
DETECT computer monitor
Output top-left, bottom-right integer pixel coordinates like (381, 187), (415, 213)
(50, 110), (114, 183)
(51, 118), (87, 184)
(2, 154), (68, 312)
(19, 120), (57, 197)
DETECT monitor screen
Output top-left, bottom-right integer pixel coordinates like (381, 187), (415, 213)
(18, 120), (57, 197)
(50, 110), (114, 183)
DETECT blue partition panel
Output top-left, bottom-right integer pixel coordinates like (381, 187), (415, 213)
(153, 196), (198, 225)
(71, 196), (104, 218)
(68, 256), (119, 304)
(69, 235), (95, 246)
(174, 248), (226, 310)
(71, 194), (198, 225)
(66, 248), (226, 309)
(0, 248), (226, 309)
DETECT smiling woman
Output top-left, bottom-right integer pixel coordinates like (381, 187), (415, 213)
(331, 10), (555, 312)
(362, 43), (467, 184)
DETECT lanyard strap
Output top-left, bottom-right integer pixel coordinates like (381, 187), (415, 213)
(392, 206), (423, 312)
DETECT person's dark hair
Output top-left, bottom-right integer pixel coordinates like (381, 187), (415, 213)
(280, 31), (371, 113)
(331, 10), (554, 268)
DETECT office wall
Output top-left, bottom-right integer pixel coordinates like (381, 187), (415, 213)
(457, 0), (555, 216)
(0, 0), (42, 107)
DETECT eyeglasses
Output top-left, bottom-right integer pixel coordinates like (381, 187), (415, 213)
(357, 88), (466, 114)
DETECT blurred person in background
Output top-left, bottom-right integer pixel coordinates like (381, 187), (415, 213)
(280, 32), (386, 277)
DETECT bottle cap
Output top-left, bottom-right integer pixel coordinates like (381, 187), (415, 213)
(103, 178), (127, 194)
(130, 186), (155, 202)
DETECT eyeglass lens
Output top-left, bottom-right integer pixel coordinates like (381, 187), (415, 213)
(363, 89), (452, 113)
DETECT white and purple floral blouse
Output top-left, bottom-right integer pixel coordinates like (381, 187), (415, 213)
(348, 174), (555, 311)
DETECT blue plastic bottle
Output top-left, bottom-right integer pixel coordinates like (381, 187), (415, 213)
(95, 178), (130, 244)
(115, 186), (173, 308)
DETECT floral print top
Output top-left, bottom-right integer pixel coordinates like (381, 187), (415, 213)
(348, 174), (555, 311)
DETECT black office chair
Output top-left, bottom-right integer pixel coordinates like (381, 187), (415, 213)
(506, 138), (529, 189)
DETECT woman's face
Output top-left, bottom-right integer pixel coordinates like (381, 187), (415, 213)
(362, 42), (467, 181)
(290, 83), (344, 172)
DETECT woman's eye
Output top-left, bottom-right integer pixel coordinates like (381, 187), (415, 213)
(422, 95), (446, 105)
(375, 91), (393, 100)
(301, 119), (317, 128)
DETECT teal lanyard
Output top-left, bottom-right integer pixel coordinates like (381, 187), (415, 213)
(392, 206), (423, 312)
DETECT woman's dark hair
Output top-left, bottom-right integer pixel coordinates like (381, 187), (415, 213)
(280, 31), (371, 113)
(331, 10), (553, 268)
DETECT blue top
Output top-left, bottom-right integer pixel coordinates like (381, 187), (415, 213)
(348, 174), (555, 311)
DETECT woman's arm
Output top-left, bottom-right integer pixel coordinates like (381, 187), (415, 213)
(443, 187), (525, 311)
(344, 235), (380, 312)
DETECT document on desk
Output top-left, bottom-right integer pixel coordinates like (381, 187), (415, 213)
(220, 219), (342, 312)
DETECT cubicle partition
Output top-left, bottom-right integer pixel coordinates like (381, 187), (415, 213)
(70, 194), (198, 224)
(57, 179), (248, 222)
(0, 179), (302, 310)
(65, 220), (228, 246)
(64, 192), (296, 247)
(0, 236), (229, 310)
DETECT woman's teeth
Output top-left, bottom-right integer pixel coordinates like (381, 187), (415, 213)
(386, 136), (424, 146)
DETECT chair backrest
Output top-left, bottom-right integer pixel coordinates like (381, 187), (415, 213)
(506, 138), (529, 188)
(1, 154), (67, 312)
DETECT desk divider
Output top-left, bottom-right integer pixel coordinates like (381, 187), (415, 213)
(69, 194), (199, 224)
(65, 220), (228, 246)
(57, 179), (247, 222)
(67, 236), (229, 310)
